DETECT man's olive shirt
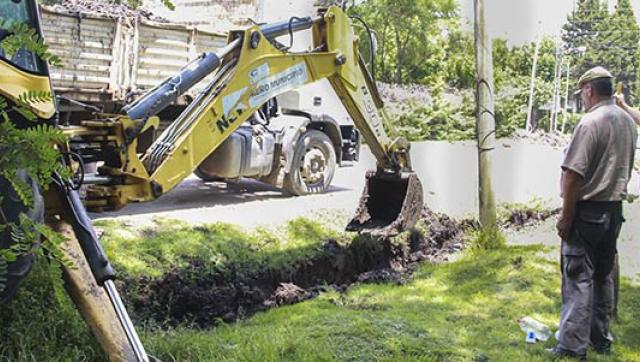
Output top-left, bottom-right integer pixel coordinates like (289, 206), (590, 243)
(562, 99), (638, 201)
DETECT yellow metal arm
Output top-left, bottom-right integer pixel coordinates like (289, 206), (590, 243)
(148, 6), (407, 193)
(65, 6), (413, 210)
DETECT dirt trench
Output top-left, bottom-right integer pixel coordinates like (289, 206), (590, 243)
(117, 208), (471, 329)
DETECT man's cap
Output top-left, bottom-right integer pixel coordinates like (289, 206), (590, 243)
(577, 66), (613, 90)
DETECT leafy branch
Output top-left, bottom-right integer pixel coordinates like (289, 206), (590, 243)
(0, 18), (71, 296)
(0, 18), (61, 67)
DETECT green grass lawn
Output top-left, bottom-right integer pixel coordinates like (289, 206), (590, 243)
(1, 226), (638, 361)
(95, 217), (341, 278)
(142, 245), (639, 362)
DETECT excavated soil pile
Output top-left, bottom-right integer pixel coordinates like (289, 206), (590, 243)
(118, 208), (472, 328)
(502, 207), (560, 229)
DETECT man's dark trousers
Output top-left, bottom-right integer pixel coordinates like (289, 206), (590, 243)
(558, 200), (623, 355)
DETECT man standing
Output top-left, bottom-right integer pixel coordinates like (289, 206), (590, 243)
(548, 66), (637, 360)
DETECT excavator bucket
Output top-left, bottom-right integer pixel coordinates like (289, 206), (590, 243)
(347, 171), (424, 236)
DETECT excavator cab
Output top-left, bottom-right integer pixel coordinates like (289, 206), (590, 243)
(0, 0), (48, 74)
(0, 0), (55, 121)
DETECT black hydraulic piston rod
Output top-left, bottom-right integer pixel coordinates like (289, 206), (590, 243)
(54, 176), (149, 361)
(259, 16), (315, 40)
(122, 15), (318, 121)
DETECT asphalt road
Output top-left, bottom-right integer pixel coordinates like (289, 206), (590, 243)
(92, 141), (639, 279)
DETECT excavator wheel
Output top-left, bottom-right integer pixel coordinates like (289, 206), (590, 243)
(0, 171), (43, 305)
(284, 130), (336, 196)
(346, 170), (423, 236)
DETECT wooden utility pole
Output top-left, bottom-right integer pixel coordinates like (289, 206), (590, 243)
(474, 0), (496, 228)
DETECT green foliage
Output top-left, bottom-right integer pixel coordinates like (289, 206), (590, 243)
(562, 111), (583, 133)
(351, 0), (464, 87)
(469, 226), (506, 250)
(494, 75), (555, 135)
(562, 0), (640, 102)
(494, 37), (558, 88)
(0, 212), (75, 293)
(445, 30), (476, 89)
(562, 0), (608, 78)
(590, 0), (640, 102)
(0, 120), (66, 203)
(387, 33), (567, 141)
(0, 18), (61, 67)
(3, 222), (640, 360)
(389, 89), (475, 142)
(0, 20), (70, 296)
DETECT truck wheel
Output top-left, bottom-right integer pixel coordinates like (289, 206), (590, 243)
(193, 168), (225, 182)
(284, 130), (336, 196)
(0, 171), (43, 305)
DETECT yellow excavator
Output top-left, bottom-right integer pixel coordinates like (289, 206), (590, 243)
(1, 1), (423, 360)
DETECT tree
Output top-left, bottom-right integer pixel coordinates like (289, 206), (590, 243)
(591, 0), (640, 101)
(444, 30), (475, 89)
(491, 37), (559, 132)
(562, 0), (608, 78)
(352, 0), (461, 86)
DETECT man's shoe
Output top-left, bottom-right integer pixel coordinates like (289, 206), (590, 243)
(545, 346), (587, 361)
(592, 342), (612, 355)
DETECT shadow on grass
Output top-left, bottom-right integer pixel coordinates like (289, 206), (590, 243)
(2, 240), (638, 361)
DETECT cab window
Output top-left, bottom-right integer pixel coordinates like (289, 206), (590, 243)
(0, 0), (45, 74)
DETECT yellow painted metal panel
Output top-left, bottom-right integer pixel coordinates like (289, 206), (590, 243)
(0, 61), (55, 119)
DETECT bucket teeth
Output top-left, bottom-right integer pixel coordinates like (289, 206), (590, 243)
(347, 170), (424, 236)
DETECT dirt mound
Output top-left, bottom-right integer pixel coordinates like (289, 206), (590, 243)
(118, 208), (472, 328)
(502, 207), (560, 229)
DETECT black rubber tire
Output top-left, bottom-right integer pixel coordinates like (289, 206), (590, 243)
(0, 171), (43, 305)
(283, 130), (336, 196)
(194, 167), (225, 182)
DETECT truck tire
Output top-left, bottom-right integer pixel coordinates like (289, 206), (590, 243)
(193, 168), (225, 182)
(284, 130), (336, 196)
(0, 171), (43, 305)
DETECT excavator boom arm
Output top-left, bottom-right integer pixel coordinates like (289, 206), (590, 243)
(64, 6), (422, 234)
(144, 6), (404, 194)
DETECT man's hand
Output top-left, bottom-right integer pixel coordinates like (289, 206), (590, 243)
(556, 212), (574, 241)
(559, 169), (581, 241)
(614, 94), (640, 127)
(614, 93), (626, 109)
